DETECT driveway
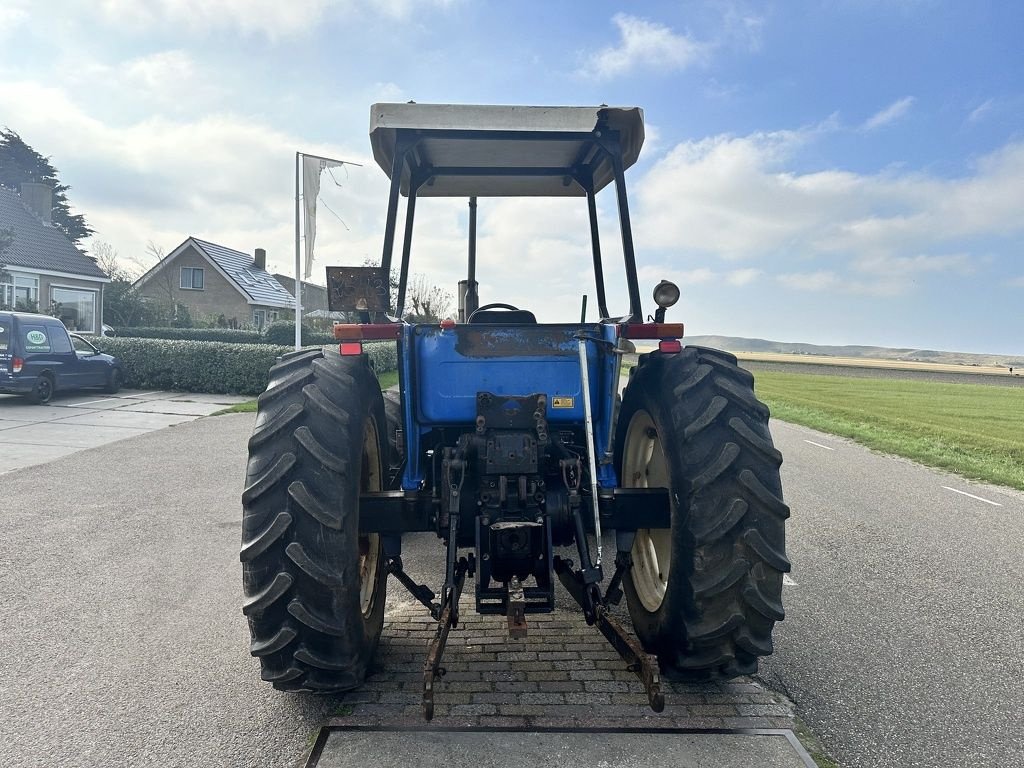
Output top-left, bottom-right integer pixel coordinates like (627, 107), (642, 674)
(0, 389), (250, 473)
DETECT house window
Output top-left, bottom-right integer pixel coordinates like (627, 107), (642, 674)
(1, 272), (39, 311)
(253, 309), (266, 329)
(180, 267), (205, 290)
(51, 287), (97, 333)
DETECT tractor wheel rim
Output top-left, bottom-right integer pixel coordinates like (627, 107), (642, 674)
(358, 419), (382, 617)
(622, 409), (672, 612)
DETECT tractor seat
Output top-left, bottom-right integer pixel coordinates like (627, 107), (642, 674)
(469, 309), (537, 324)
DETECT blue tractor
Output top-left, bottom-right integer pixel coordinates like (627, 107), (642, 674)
(241, 104), (790, 718)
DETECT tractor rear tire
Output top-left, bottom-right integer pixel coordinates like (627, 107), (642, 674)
(241, 347), (388, 691)
(615, 346), (790, 680)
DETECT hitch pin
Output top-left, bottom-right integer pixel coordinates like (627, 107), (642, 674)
(577, 339), (603, 565)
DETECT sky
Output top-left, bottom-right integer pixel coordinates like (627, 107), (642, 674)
(1, 0), (1022, 354)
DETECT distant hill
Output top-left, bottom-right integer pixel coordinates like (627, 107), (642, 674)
(682, 335), (1024, 369)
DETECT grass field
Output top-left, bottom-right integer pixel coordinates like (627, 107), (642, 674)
(216, 370), (400, 415)
(753, 371), (1024, 491)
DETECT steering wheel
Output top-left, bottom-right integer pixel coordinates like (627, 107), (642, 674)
(467, 303), (522, 321)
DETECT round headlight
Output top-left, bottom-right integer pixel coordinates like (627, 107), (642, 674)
(653, 280), (680, 309)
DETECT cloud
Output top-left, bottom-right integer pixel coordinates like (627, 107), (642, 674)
(777, 271), (841, 292)
(1010, 276), (1024, 288)
(862, 96), (915, 130)
(726, 268), (762, 285)
(633, 123), (1024, 297)
(581, 13), (710, 79)
(0, 4), (29, 34)
(967, 98), (994, 124)
(91, 0), (456, 38)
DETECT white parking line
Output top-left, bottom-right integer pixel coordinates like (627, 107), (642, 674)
(803, 440), (835, 451)
(69, 396), (120, 407)
(783, 574), (798, 586)
(941, 486), (1002, 507)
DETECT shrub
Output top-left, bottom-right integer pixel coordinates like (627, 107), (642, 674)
(114, 327), (263, 343)
(90, 337), (399, 395)
(91, 337), (291, 395)
(363, 341), (398, 374)
(262, 320), (334, 347)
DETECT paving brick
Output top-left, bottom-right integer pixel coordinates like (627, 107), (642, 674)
(735, 704), (795, 718)
(495, 681), (539, 693)
(471, 692), (518, 705)
(477, 716), (530, 728)
(519, 692), (567, 705)
(535, 681), (582, 692)
(523, 670), (571, 681)
(722, 716), (777, 729)
(349, 600), (797, 732)
(689, 704), (740, 717)
(582, 680), (632, 693)
(450, 703), (499, 716)
(563, 692), (612, 705)
(567, 669), (614, 681)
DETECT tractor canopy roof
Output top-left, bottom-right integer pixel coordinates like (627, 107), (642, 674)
(369, 103), (644, 198)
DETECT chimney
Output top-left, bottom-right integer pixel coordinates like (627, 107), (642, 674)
(253, 248), (266, 271)
(20, 182), (53, 225)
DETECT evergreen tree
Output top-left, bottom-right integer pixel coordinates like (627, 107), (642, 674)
(0, 129), (92, 244)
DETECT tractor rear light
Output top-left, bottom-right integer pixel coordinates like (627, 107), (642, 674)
(658, 340), (682, 354)
(333, 323), (402, 341)
(12, 357), (23, 373)
(621, 323), (684, 339)
(339, 342), (363, 356)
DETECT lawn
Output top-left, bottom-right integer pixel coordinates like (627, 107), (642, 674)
(753, 371), (1024, 490)
(217, 369), (400, 414)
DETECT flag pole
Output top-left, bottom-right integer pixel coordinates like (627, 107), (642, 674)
(294, 151), (302, 351)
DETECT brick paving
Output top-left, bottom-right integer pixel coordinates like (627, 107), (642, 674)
(329, 596), (799, 731)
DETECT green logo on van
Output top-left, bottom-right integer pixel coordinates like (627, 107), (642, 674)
(26, 330), (47, 346)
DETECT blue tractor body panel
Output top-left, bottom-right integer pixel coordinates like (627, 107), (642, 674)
(398, 322), (621, 491)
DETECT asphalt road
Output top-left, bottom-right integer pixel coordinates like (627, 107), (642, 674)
(4, 405), (1023, 767)
(760, 421), (1024, 767)
(1, 413), (330, 768)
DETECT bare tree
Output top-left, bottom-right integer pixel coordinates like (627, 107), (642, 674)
(404, 273), (453, 323)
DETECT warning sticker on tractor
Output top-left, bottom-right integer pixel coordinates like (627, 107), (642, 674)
(551, 397), (574, 409)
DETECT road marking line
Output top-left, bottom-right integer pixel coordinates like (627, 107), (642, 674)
(68, 397), (119, 407)
(783, 575), (798, 586)
(941, 486), (1002, 507)
(803, 440), (834, 451)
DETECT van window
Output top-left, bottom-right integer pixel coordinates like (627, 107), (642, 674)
(22, 325), (52, 353)
(51, 326), (73, 354)
(0, 321), (8, 352)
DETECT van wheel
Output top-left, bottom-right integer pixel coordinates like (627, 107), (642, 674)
(29, 374), (54, 405)
(105, 368), (123, 394)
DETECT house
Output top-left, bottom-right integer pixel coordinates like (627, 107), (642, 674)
(272, 273), (343, 321)
(133, 237), (295, 329)
(0, 183), (110, 334)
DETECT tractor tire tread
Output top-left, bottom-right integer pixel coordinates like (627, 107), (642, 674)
(617, 345), (789, 681)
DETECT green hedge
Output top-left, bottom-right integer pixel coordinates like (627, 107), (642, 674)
(114, 327), (263, 343)
(114, 323), (338, 346)
(91, 337), (399, 395)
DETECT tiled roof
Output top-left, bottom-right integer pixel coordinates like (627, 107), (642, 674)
(0, 186), (108, 280)
(191, 238), (295, 309)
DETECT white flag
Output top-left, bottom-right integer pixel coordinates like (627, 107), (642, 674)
(302, 155), (344, 279)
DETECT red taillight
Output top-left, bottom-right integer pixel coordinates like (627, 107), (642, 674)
(339, 342), (363, 356)
(12, 356), (23, 373)
(658, 340), (682, 353)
